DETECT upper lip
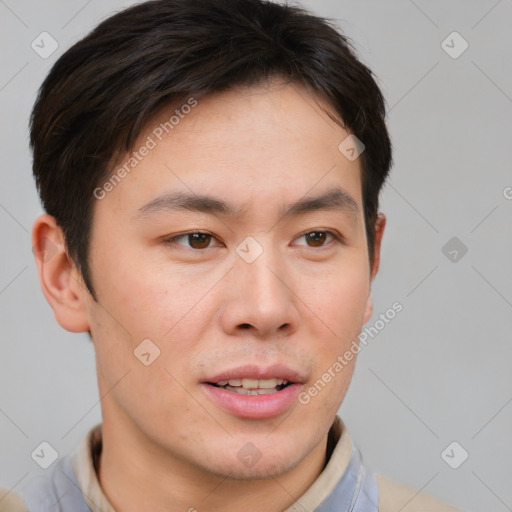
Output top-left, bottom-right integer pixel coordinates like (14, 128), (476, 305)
(204, 364), (306, 384)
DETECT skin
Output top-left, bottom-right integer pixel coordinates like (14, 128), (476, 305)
(32, 79), (385, 512)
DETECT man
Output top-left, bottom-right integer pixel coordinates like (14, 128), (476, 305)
(1, 0), (464, 510)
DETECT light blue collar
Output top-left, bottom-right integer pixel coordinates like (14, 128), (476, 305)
(314, 445), (379, 512)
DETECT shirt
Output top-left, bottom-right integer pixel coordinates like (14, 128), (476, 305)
(0, 416), (464, 511)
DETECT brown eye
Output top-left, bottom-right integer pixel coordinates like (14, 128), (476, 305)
(293, 230), (342, 248)
(304, 231), (330, 247)
(186, 233), (212, 249)
(167, 232), (216, 249)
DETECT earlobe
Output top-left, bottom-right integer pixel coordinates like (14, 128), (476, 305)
(363, 295), (373, 324)
(32, 214), (91, 333)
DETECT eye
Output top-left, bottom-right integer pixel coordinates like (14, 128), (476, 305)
(164, 231), (221, 250)
(294, 230), (341, 248)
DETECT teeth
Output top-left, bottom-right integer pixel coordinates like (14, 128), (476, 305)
(242, 378), (260, 388)
(215, 378), (289, 390)
(223, 386), (279, 395)
(251, 378), (277, 389)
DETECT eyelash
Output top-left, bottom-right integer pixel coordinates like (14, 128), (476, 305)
(163, 230), (344, 250)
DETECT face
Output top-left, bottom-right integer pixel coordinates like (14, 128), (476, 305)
(83, 80), (379, 478)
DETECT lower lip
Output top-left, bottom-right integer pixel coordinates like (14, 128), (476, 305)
(201, 383), (302, 419)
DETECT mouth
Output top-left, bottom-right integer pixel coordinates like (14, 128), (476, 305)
(201, 365), (305, 419)
(207, 377), (292, 395)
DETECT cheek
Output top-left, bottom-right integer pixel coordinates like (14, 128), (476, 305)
(295, 260), (369, 404)
(299, 261), (369, 335)
(90, 256), (220, 406)
(93, 250), (201, 342)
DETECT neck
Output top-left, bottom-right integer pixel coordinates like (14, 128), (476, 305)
(97, 417), (329, 512)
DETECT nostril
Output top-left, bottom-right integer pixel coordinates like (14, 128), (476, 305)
(239, 323), (252, 329)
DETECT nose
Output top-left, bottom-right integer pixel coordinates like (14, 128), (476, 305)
(219, 245), (300, 339)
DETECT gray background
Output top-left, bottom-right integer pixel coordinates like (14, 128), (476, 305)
(1, 1), (511, 510)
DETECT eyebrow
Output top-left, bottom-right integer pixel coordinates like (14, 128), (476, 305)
(135, 186), (359, 221)
(279, 187), (358, 219)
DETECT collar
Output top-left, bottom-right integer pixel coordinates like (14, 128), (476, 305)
(71, 415), (354, 512)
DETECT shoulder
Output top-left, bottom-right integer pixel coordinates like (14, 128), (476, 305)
(376, 473), (464, 512)
(2, 455), (89, 512)
(0, 488), (28, 512)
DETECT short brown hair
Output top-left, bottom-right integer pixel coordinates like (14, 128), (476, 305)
(30, 0), (392, 299)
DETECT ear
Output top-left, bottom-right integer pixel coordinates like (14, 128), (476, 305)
(32, 214), (91, 333)
(363, 212), (386, 323)
(370, 212), (386, 281)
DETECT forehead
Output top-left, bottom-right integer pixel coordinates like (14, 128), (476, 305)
(100, 80), (363, 218)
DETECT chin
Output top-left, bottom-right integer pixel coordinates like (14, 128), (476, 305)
(209, 453), (302, 481)
(194, 436), (310, 481)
